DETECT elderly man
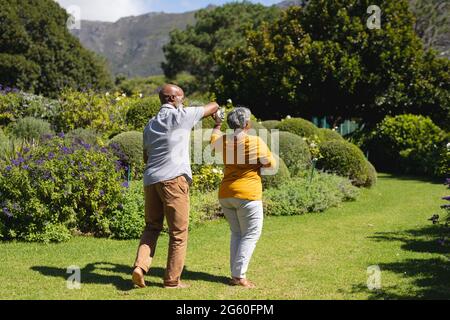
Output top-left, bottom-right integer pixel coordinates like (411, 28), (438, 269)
(132, 84), (219, 289)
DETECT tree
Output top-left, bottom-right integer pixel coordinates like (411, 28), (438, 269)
(214, 0), (450, 129)
(0, 0), (112, 97)
(162, 1), (279, 90)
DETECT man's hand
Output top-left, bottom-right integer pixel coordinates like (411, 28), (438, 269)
(202, 102), (220, 118)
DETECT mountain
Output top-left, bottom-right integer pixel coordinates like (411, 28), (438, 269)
(71, 11), (196, 77)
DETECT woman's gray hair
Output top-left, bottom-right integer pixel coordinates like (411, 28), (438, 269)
(227, 107), (251, 130)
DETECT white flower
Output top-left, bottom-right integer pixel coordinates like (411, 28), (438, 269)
(447, 142), (450, 150)
(227, 99), (233, 104)
(105, 92), (110, 96)
(310, 143), (317, 148)
(122, 93), (126, 97)
(139, 93), (143, 98)
(115, 97), (121, 101)
(286, 115), (292, 119)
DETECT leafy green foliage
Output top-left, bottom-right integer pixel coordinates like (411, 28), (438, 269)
(162, 2), (279, 89)
(318, 140), (376, 187)
(261, 120), (281, 130)
(0, 91), (60, 127)
(262, 155), (291, 189)
(126, 95), (161, 131)
(0, 0), (112, 97)
(55, 89), (130, 137)
(364, 114), (448, 177)
(65, 128), (104, 147)
(110, 181), (145, 240)
(215, 1), (450, 127)
(264, 172), (359, 216)
(192, 165), (223, 192)
(109, 131), (144, 180)
(276, 118), (319, 138)
(0, 136), (126, 243)
(7, 117), (53, 141)
(318, 128), (344, 142)
(276, 131), (312, 175)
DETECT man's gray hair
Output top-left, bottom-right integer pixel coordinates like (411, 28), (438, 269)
(227, 107), (251, 130)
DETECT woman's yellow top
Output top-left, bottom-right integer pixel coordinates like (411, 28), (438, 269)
(210, 130), (277, 201)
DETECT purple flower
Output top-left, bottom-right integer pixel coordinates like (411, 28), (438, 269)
(48, 152), (55, 160)
(121, 181), (129, 188)
(22, 165), (29, 170)
(23, 147), (30, 153)
(36, 159), (44, 165)
(18, 157), (25, 163)
(58, 132), (65, 138)
(11, 159), (20, 166)
(443, 196), (450, 201)
(5, 166), (12, 171)
(100, 147), (108, 154)
(99, 190), (105, 196)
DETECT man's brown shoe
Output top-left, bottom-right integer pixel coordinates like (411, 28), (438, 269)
(132, 267), (146, 288)
(164, 282), (190, 289)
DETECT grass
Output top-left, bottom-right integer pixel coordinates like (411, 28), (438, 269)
(0, 173), (448, 300)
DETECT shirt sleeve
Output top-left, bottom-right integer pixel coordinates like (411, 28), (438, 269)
(182, 106), (205, 129)
(210, 130), (224, 153)
(257, 137), (277, 168)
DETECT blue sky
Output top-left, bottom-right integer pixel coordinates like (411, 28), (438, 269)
(56, 0), (282, 22)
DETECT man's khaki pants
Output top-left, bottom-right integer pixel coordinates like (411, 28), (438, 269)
(134, 175), (190, 287)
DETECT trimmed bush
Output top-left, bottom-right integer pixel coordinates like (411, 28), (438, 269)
(318, 140), (377, 187)
(365, 114), (447, 177)
(318, 128), (344, 142)
(261, 120), (281, 130)
(262, 155), (291, 189)
(276, 118), (319, 138)
(126, 95), (161, 130)
(0, 135), (126, 243)
(8, 117), (54, 141)
(264, 172), (359, 216)
(273, 131), (312, 176)
(109, 131), (144, 180)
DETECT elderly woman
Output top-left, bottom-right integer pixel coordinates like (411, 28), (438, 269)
(210, 107), (276, 288)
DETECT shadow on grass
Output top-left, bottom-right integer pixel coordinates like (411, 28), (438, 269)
(31, 262), (230, 291)
(377, 172), (443, 185)
(350, 224), (450, 299)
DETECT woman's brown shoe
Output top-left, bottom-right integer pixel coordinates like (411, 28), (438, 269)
(229, 277), (256, 288)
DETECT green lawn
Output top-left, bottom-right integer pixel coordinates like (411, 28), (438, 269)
(0, 173), (448, 300)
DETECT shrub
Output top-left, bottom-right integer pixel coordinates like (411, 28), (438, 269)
(0, 128), (8, 153)
(262, 155), (291, 189)
(110, 181), (145, 240)
(0, 91), (60, 127)
(276, 118), (319, 138)
(190, 190), (222, 227)
(264, 172), (359, 216)
(192, 165), (223, 192)
(65, 128), (105, 147)
(55, 89), (130, 137)
(125, 95), (161, 130)
(272, 131), (312, 176)
(7, 117), (54, 141)
(317, 140), (377, 187)
(364, 114), (447, 177)
(109, 131), (144, 180)
(435, 141), (450, 177)
(318, 128), (344, 142)
(0, 136), (126, 243)
(261, 120), (281, 130)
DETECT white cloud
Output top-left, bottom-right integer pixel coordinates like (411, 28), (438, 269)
(55, 0), (151, 22)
